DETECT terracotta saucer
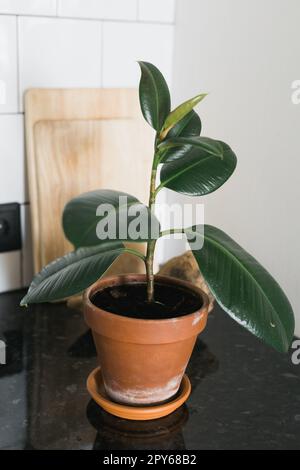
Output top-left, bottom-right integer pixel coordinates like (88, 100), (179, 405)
(86, 367), (191, 421)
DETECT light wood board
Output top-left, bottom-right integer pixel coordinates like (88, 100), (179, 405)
(25, 89), (154, 274)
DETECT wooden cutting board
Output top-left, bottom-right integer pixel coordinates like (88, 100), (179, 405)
(25, 89), (154, 274)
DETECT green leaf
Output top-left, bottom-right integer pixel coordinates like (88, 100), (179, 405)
(167, 110), (202, 139)
(20, 241), (124, 305)
(63, 189), (160, 248)
(159, 136), (225, 160)
(160, 141), (237, 196)
(186, 225), (295, 353)
(160, 93), (207, 139)
(138, 61), (170, 131)
(161, 110), (202, 163)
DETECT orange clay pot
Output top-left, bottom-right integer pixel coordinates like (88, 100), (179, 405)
(84, 274), (209, 406)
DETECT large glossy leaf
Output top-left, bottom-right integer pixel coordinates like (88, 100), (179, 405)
(186, 225), (295, 352)
(159, 136), (225, 158)
(20, 241), (124, 305)
(160, 93), (207, 139)
(161, 110), (201, 163)
(138, 61), (170, 131)
(63, 189), (160, 248)
(160, 141), (237, 196)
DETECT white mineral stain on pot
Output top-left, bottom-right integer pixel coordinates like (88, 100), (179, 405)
(104, 375), (182, 405)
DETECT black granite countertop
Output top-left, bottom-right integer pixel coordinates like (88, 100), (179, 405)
(0, 289), (299, 450)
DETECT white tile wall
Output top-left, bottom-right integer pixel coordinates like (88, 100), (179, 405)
(58, 0), (138, 21)
(0, 0), (57, 16)
(0, 16), (18, 113)
(18, 16), (102, 110)
(103, 22), (173, 87)
(138, 0), (175, 23)
(0, 115), (25, 204)
(0, 2), (175, 292)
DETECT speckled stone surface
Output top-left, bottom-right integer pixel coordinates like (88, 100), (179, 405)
(0, 289), (299, 450)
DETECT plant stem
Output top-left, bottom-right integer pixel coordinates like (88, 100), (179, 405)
(146, 239), (156, 302)
(145, 161), (158, 302)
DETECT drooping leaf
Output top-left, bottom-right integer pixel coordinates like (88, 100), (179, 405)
(20, 241), (125, 305)
(63, 189), (160, 248)
(160, 93), (207, 139)
(186, 225), (295, 353)
(138, 61), (171, 131)
(161, 110), (202, 163)
(160, 141), (237, 195)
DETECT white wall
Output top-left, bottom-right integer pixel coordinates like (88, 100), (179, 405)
(0, 0), (175, 292)
(170, 0), (300, 335)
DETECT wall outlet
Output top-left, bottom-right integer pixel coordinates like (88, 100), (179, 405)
(0, 203), (21, 253)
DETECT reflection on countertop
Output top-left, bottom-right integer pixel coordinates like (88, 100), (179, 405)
(0, 289), (299, 450)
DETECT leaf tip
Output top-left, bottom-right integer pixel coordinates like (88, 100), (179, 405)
(137, 60), (147, 75)
(194, 92), (208, 104)
(20, 297), (28, 307)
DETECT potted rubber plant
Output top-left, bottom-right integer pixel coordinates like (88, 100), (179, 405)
(21, 62), (294, 418)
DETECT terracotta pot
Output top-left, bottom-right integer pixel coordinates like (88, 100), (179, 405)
(84, 274), (209, 406)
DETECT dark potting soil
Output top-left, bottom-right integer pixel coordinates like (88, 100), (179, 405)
(91, 282), (202, 320)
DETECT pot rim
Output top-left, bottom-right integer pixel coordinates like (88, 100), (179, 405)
(84, 273), (209, 325)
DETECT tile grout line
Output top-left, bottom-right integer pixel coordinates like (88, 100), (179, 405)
(0, 12), (174, 26)
(0, 112), (24, 116)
